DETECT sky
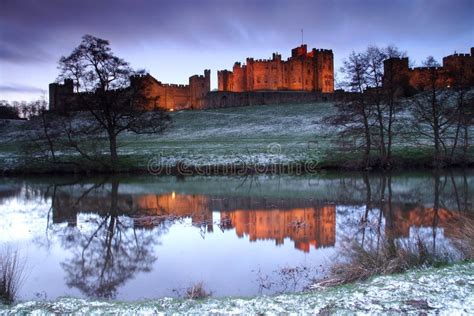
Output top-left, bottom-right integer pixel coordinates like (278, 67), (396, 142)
(0, 0), (473, 102)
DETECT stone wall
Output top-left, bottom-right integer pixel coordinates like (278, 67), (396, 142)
(204, 91), (334, 109)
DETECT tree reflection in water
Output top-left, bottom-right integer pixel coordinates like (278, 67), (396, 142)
(53, 181), (162, 299)
(323, 171), (472, 286)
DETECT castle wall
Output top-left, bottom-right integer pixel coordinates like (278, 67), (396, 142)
(129, 70), (210, 111)
(408, 67), (450, 90)
(205, 91), (333, 109)
(131, 75), (189, 111)
(163, 84), (190, 110)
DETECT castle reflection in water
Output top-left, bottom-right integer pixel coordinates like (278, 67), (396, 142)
(51, 191), (462, 253)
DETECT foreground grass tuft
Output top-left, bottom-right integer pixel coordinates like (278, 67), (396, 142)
(0, 248), (26, 305)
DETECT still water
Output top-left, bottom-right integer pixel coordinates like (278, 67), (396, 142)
(1, 171), (472, 301)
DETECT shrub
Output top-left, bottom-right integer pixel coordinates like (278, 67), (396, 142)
(185, 282), (211, 300)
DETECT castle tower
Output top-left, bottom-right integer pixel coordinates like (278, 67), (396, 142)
(313, 49), (334, 93)
(189, 69), (211, 109)
(383, 57), (410, 91)
(218, 70), (233, 91)
(49, 78), (73, 111)
(442, 48), (474, 86)
(291, 44), (307, 58)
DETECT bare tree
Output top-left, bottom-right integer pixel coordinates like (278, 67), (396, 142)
(55, 34), (171, 170)
(409, 57), (458, 167)
(365, 46), (405, 167)
(330, 51), (373, 169)
(329, 46), (406, 169)
(448, 70), (474, 162)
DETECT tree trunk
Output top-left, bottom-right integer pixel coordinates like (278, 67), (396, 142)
(41, 112), (56, 162)
(361, 172), (372, 246)
(108, 131), (118, 170)
(450, 120), (461, 162)
(362, 108), (371, 169)
(432, 172), (440, 254)
(375, 103), (386, 167)
(387, 102), (394, 168)
(431, 89), (441, 167)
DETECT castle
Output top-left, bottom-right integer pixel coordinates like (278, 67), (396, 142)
(49, 45), (473, 112)
(217, 44), (334, 93)
(383, 47), (474, 92)
(49, 44), (334, 112)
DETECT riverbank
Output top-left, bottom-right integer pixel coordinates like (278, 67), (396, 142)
(2, 262), (472, 314)
(1, 102), (473, 175)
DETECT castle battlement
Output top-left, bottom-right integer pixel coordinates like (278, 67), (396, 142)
(130, 74), (148, 79)
(445, 53), (472, 58)
(410, 67), (442, 71)
(313, 48), (333, 53)
(162, 83), (189, 88)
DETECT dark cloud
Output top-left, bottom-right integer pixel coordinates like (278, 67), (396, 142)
(0, 84), (46, 94)
(1, 0), (472, 63)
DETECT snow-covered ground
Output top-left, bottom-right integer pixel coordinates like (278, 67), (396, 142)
(2, 262), (472, 314)
(3, 101), (470, 172)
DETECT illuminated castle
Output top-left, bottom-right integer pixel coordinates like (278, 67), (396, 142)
(49, 44), (335, 112)
(218, 44), (334, 93)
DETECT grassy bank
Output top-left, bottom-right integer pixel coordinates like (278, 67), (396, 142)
(1, 102), (472, 174)
(2, 262), (472, 314)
